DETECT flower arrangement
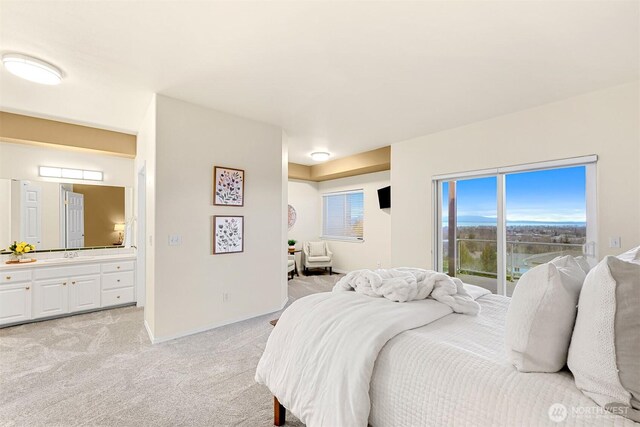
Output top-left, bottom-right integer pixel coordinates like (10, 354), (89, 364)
(7, 241), (36, 262)
(9, 241), (35, 256)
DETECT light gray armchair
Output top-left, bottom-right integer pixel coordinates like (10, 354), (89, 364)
(303, 241), (333, 275)
(287, 254), (296, 280)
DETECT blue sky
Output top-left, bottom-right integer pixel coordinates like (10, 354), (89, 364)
(442, 166), (586, 223)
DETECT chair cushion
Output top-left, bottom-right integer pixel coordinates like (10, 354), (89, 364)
(568, 256), (640, 421)
(505, 255), (586, 373)
(307, 255), (331, 262)
(308, 242), (326, 257)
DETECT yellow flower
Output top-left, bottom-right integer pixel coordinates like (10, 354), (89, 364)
(24, 246), (31, 253)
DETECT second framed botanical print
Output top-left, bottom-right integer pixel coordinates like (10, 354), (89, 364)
(213, 215), (244, 254)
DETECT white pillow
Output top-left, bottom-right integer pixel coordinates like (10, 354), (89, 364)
(568, 256), (640, 422)
(308, 242), (326, 257)
(617, 245), (640, 265)
(505, 255), (586, 372)
(574, 256), (592, 274)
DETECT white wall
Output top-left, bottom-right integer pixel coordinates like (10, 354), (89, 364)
(391, 82), (640, 268)
(0, 141), (134, 187)
(318, 171), (392, 272)
(135, 95), (157, 315)
(287, 179), (320, 267)
(288, 172), (392, 273)
(0, 179), (10, 249)
(148, 95), (286, 341)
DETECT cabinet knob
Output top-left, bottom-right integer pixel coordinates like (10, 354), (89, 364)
(117, 279), (120, 282)
(117, 266), (121, 269)
(25, 286), (30, 290)
(5, 276), (10, 280)
(72, 281), (76, 285)
(63, 282), (67, 286)
(116, 295), (120, 299)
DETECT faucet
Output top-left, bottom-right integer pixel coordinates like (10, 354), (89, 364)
(64, 251), (79, 259)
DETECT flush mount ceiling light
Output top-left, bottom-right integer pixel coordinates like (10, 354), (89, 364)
(310, 152), (331, 162)
(2, 53), (62, 85)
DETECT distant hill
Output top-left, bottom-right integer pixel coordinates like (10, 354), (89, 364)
(442, 215), (586, 226)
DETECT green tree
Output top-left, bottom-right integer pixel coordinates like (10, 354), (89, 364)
(481, 245), (497, 273)
(459, 241), (473, 271)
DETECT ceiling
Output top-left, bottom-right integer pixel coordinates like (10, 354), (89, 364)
(0, 1), (638, 165)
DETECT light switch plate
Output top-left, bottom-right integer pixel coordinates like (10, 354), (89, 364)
(609, 236), (621, 248)
(168, 235), (182, 246)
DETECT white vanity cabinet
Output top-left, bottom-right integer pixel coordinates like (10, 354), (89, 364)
(0, 272), (32, 324)
(0, 255), (136, 327)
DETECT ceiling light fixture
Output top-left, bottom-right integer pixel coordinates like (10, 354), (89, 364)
(310, 152), (331, 162)
(39, 166), (103, 181)
(2, 53), (62, 85)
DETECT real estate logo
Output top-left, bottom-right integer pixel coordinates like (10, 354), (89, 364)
(548, 403), (568, 423)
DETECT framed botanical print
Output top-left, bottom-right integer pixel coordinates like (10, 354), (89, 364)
(214, 166), (244, 206)
(213, 215), (244, 254)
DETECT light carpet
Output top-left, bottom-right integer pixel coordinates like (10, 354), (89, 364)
(0, 273), (340, 427)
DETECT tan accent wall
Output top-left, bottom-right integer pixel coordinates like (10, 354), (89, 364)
(73, 184), (125, 247)
(0, 112), (136, 158)
(289, 146), (390, 182)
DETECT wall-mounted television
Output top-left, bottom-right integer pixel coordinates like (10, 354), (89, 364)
(377, 186), (391, 209)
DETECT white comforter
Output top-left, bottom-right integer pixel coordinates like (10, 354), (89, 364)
(369, 294), (640, 427)
(255, 285), (489, 427)
(333, 268), (480, 314)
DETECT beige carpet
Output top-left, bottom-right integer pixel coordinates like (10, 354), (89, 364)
(0, 273), (341, 427)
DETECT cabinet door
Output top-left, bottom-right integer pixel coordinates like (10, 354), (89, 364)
(0, 283), (32, 325)
(68, 275), (100, 313)
(33, 279), (69, 319)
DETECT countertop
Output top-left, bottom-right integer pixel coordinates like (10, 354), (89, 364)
(0, 254), (137, 271)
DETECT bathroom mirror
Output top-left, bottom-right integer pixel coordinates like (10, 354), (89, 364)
(0, 178), (132, 252)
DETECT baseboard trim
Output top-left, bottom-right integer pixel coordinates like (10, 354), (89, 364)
(150, 299), (289, 345)
(144, 319), (155, 343)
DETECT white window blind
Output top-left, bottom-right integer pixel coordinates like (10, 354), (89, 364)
(322, 190), (364, 241)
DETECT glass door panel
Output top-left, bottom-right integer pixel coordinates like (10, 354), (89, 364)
(505, 166), (587, 296)
(440, 177), (498, 293)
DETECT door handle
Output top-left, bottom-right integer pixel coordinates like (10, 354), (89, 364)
(25, 286), (30, 290)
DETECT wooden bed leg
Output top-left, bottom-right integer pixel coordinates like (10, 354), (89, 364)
(274, 396), (285, 426)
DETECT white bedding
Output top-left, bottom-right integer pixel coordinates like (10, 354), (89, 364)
(255, 286), (489, 427)
(369, 293), (639, 427)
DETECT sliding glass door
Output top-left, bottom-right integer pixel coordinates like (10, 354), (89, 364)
(504, 166), (587, 296)
(435, 157), (596, 296)
(440, 177), (499, 293)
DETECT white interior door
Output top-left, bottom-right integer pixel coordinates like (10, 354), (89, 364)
(20, 181), (42, 246)
(66, 191), (85, 248)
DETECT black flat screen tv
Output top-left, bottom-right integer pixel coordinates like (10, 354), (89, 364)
(377, 186), (391, 209)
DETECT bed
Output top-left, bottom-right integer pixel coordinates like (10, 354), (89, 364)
(259, 286), (639, 427)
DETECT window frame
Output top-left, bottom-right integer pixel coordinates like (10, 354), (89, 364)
(321, 189), (365, 243)
(432, 155), (597, 296)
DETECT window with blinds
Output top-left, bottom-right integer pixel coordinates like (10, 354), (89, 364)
(322, 190), (364, 241)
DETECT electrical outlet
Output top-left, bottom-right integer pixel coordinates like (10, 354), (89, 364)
(168, 235), (182, 246)
(609, 237), (621, 248)
(222, 293), (229, 302)
(376, 261), (382, 268)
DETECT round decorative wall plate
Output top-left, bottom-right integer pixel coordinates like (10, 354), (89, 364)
(288, 204), (297, 230)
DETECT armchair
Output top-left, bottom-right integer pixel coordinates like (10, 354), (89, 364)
(287, 254), (296, 280)
(303, 241), (333, 275)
